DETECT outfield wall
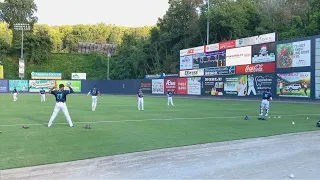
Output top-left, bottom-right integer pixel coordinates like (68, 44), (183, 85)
(0, 35), (319, 100)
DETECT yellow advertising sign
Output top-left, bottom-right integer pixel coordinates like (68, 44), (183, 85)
(0, 65), (4, 79)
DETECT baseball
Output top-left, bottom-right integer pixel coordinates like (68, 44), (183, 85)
(289, 174), (295, 178)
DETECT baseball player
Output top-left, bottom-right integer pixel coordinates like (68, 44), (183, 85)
(87, 86), (101, 111)
(167, 91), (174, 106)
(260, 89), (272, 117)
(137, 88), (144, 110)
(39, 88), (46, 102)
(48, 84), (74, 128)
(12, 87), (18, 101)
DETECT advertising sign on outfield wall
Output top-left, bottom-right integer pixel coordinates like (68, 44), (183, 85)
(277, 72), (310, 98)
(140, 80), (152, 93)
(180, 69), (204, 77)
(187, 77), (201, 95)
(31, 72), (62, 80)
(236, 32), (276, 47)
(203, 77), (224, 96)
(29, 80), (55, 92)
(180, 55), (193, 70)
(226, 46), (252, 66)
(164, 78), (177, 93)
(200, 50), (226, 68)
(0, 80), (8, 92)
(205, 43), (219, 52)
(55, 80), (82, 92)
(180, 46), (205, 56)
(277, 40), (311, 68)
(204, 66), (235, 76)
(251, 42), (276, 63)
(177, 78), (188, 94)
(219, 40), (236, 50)
(9, 80), (29, 92)
(235, 62), (275, 74)
(192, 53), (205, 69)
(72, 73), (86, 80)
(152, 79), (164, 94)
(246, 73), (273, 96)
(224, 75), (248, 96)
(315, 38), (320, 99)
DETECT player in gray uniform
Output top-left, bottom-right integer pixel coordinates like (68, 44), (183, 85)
(39, 88), (46, 102)
(137, 88), (144, 110)
(167, 91), (174, 106)
(87, 86), (101, 111)
(12, 87), (18, 101)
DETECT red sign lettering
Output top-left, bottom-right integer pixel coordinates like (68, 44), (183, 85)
(219, 40), (236, 50)
(176, 78), (188, 94)
(236, 62), (275, 74)
(164, 78), (177, 93)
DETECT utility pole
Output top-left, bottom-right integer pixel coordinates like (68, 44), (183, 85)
(206, 0), (210, 45)
(14, 23), (30, 79)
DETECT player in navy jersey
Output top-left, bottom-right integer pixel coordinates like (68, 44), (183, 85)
(260, 89), (272, 117)
(12, 87), (18, 101)
(167, 91), (174, 106)
(39, 88), (46, 102)
(87, 86), (101, 111)
(48, 84), (74, 127)
(137, 88), (144, 110)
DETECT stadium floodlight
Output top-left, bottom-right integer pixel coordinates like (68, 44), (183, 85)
(14, 23), (31, 79)
(14, 23), (30, 59)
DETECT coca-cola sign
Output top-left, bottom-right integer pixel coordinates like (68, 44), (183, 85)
(245, 64), (263, 73)
(236, 62), (275, 74)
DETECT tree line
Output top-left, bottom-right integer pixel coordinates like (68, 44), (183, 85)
(0, 0), (319, 79)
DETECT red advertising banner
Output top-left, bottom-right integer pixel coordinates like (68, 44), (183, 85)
(236, 62), (275, 74)
(177, 78), (188, 94)
(219, 40), (236, 50)
(164, 78), (177, 93)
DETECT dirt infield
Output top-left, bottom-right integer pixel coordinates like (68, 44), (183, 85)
(1, 131), (320, 179)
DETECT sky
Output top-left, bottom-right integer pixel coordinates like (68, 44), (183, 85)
(34, 0), (170, 27)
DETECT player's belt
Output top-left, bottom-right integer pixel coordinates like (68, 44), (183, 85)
(56, 102), (65, 103)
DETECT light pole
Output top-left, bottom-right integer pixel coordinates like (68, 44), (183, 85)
(207, 0), (210, 45)
(14, 23), (30, 79)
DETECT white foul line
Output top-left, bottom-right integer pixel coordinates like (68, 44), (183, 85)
(0, 113), (318, 127)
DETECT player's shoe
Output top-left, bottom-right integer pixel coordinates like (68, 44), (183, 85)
(265, 114), (269, 117)
(259, 113), (263, 116)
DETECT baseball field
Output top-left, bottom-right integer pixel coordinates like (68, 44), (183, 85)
(0, 94), (320, 177)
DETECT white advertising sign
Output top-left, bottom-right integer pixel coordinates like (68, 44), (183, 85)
(205, 43), (219, 52)
(180, 69), (204, 77)
(236, 32), (276, 47)
(152, 79), (164, 94)
(226, 46), (252, 66)
(236, 37), (255, 47)
(180, 46), (205, 56)
(180, 49), (188, 56)
(180, 55), (193, 70)
(188, 77), (201, 95)
(71, 73), (87, 80)
(254, 32), (276, 45)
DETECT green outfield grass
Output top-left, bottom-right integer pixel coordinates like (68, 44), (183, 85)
(0, 94), (319, 170)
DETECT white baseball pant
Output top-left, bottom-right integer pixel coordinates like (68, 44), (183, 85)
(41, 94), (46, 102)
(260, 99), (270, 116)
(168, 97), (174, 106)
(138, 97), (144, 110)
(92, 96), (97, 110)
(48, 102), (73, 127)
(13, 93), (17, 101)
